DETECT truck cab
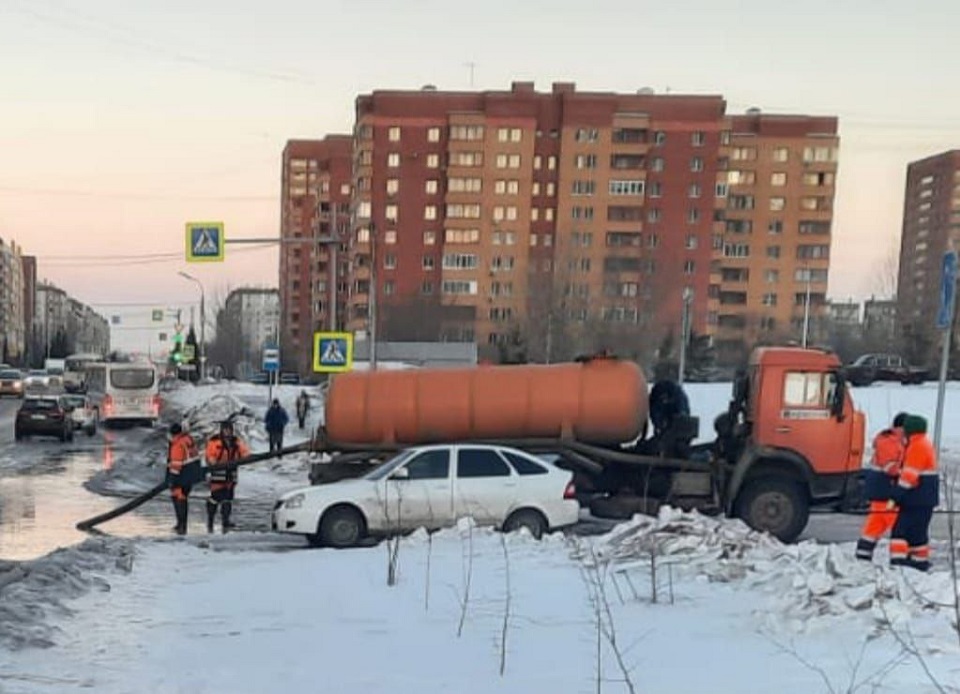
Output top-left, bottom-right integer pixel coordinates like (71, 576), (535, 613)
(722, 347), (866, 540)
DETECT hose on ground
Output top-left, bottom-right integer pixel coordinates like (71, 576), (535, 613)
(75, 442), (311, 531)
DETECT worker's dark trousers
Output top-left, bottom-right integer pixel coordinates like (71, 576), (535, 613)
(890, 506), (934, 571)
(268, 432), (284, 456)
(207, 487), (235, 533)
(297, 415), (306, 430)
(171, 486), (191, 536)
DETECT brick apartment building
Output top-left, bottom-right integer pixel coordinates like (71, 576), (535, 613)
(715, 112), (839, 361)
(280, 82), (839, 367)
(896, 150), (960, 365)
(279, 136), (352, 373)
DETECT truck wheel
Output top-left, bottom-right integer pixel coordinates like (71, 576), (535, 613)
(502, 509), (548, 539)
(735, 477), (808, 543)
(317, 505), (366, 548)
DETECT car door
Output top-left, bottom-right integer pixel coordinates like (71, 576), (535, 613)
(453, 447), (518, 525)
(384, 449), (453, 531)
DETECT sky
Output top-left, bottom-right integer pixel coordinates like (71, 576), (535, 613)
(2, 0), (960, 351)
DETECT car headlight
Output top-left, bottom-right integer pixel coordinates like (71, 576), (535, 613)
(284, 493), (306, 509)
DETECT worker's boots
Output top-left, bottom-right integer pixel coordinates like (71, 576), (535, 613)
(221, 501), (234, 534)
(173, 500), (189, 536)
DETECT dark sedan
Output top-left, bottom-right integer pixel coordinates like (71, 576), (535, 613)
(14, 397), (74, 442)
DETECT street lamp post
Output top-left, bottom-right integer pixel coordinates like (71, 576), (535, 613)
(801, 271), (812, 348)
(178, 271), (206, 381)
(678, 287), (694, 386)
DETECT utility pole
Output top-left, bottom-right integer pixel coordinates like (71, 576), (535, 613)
(329, 203), (339, 332)
(369, 223), (378, 370)
(464, 61), (476, 88)
(678, 287), (694, 386)
(801, 271), (812, 348)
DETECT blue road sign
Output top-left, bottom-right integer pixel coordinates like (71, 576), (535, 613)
(313, 332), (353, 373)
(937, 250), (958, 330)
(262, 347), (280, 373)
(185, 222), (225, 262)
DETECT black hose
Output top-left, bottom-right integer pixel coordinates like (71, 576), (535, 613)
(75, 442), (311, 531)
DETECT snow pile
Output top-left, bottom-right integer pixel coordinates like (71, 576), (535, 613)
(179, 393), (263, 447)
(591, 508), (960, 633)
(0, 537), (135, 651)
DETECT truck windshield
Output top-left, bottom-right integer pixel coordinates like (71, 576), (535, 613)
(363, 450), (416, 480)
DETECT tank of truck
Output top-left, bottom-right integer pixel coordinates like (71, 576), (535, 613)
(324, 358), (648, 446)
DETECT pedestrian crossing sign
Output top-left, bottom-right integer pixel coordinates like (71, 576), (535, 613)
(313, 331), (353, 373)
(185, 222), (225, 262)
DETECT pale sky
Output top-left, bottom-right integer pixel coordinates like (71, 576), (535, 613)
(2, 0), (959, 351)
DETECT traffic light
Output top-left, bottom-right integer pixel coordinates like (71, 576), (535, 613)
(170, 326), (184, 365)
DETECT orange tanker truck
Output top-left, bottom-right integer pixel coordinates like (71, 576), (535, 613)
(310, 346), (866, 542)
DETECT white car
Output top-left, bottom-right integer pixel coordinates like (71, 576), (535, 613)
(61, 394), (98, 436)
(273, 444), (580, 548)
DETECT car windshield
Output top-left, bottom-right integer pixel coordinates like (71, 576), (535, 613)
(0, 370), (20, 379)
(28, 371), (47, 377)
(110, 368), (155, 389)
(63, 396), (86, 408)
(363, 450), (417, 480)
(23, 399), (57, 411)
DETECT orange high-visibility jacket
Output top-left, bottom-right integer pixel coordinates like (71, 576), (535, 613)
(205, 435), (250, 489)
(897, 434), (939, 507)
(168, 433), (199, 476)
(871, 427), (905, 475)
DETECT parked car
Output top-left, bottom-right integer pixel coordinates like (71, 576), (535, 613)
(14, 396), (74, 442)
(61, 393), (98, 436)
(272, 444), (579, 548)
(279, 372), (301, 385)
(845, 353), (929, 386)
(0, 369), (24, 398)
(248, 372), (270, 385)
(23, 370), (51, 392)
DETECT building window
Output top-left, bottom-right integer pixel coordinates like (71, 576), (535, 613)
(764, 269), (779, 283)
(450, 125), (484, 141)
(727, 170), (756, 185)
(444, 228), (480, 244)
(357, 201), (371, 219)
(384, 254), (397, 269)
(731, 147), (757, 161)
(531, 208), (539, 221)
(692, 131), (705, 147)
(530, 234), (538, 246)
(356, 227), (370, 243)
(797, 244), (830, 260)
(449, 177), (482, 193)
(689, 183), (702, 198)
(427, 154), (440, 168)
(576, 128), (600, 143)
(572, 180), (596, 196)
(647, 208), (661, 223)
(446, 204), (481, 219)
(762, 293), (777, 306)
(442, 253), (478, 270)
(651, 157), (665, 172)
(768, 220), (783, 234)
(575, 154), (598, 169)
(450, 151), (483, 167)
(544, 234), (553, 247)
(690, 157), (704, 172)
(770, 197), (786, 212)
(387, 153), (400, 168)
(386, 179), (399, 195)
(340, 183), (350, 195)
(384, 280), (396, 296)
(654, 131), (666, 145)
(684, 260), (696, 274)
(422, 256), (435, 270)
(533, 155), (542, 169)
(773, 147), (789, 162)
(687, 208), (700, 223)
(685, 234), (698, 250)
(548, 155), (557, 170)
(771, 172), (787, 187)
(572, 206), (594, 220)
(423, 231), (436, 245)
(766, 245), (781, 259)
(649, 181), (663, 198)
(427, 127), (441, 142)
(546, 182), (555, 196)
(425, 179), (439, 194)
(802, 146), (839, 163)
(424, 205), (437, 220)
(715, 182), (728, 198)
(384, 230), (397, 244)
(385, 204), (398, 221)
(388, 126), (401, 142)
(421, 281), (434, 295)
(442, 280), (478, 295)
(609, 180), (645, 196)
(723, 243), (750, 258)
(545, 208), (554, 221)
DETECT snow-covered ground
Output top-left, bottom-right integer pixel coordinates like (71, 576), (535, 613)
(2, 379), (960, 692)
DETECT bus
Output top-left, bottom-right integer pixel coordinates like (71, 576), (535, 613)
(64, 353), (104, 393)
(85, 361), (161, 427)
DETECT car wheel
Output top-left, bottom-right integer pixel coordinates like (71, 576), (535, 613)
(85, 424), (96, 437)
(318, 505), (366, 548)
(502, 508), (548, 539)
(14, 429), (23, 442)
(735, 477), (809, 543)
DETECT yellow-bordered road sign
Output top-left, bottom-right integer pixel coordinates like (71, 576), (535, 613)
(313, 332), (353, 373)
(185, 222), (225, 262)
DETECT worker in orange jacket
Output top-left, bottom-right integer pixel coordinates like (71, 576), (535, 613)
(889, 414), (940, 571)
(167, 423), (199, 536)
(855, 412), (907, 561)
(205, 420), (250, 534)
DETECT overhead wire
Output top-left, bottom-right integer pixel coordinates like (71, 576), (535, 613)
(38, 243), (277, 267)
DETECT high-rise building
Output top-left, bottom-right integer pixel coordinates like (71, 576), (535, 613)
(714, 112), (839, 361)
(349, 82), (731, 361)
(896, 150), (960, 364)
(279, 136), (352, 374)
(217, 288), (281, 378)
(21, 255), (36, 364)
(0, 238), (25, 362)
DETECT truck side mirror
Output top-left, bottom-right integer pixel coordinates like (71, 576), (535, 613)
(830, 374), (846, 421)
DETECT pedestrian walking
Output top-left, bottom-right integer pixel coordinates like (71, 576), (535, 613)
(265, 398), (289, 456)
(167, 422), (199, 536)
(855, 412), (907, 561)
(296, 390), (310, 430)
(204, 420), (250, 534)
(890, 414), (940, 571)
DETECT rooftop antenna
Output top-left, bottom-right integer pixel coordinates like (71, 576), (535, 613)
(464, 61), (476, 88)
